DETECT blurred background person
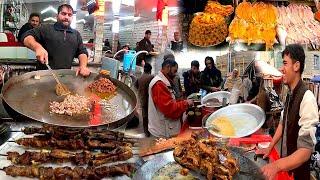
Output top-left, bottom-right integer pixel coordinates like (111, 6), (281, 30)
(170, 31), (183, 52)
(183, 60), (201, 97)
(164, 53), (182, 99)
(134, 63), (154, 137)
(200, 56), (223, 93)
(224, 68), (242, 91)
(18, 13), (40, 42)
(136, 30), (154, 66)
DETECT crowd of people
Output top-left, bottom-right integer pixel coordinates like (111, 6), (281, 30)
(134, 53), (262, 138)
(134, 44), (320, 179)
(14, 6), (320, 179)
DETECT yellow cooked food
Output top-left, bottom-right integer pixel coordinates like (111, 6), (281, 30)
(188, 13), (228, 47)
(204, 1), (234, 16)
(229, 2), (277, 50)
(211, 116), (235, 136)
(188, 1), (232, 47)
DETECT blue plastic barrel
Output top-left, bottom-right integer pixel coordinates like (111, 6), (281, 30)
(123, 50), (136, 73)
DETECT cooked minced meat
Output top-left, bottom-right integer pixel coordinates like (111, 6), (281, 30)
(88, 78), (116, 94)
(49, 94), (90, 116)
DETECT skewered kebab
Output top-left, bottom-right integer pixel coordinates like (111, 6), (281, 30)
(3, 163), (135, 180)
(14, 137), (87, 150)
(21, 125), (137, 143)
(4, 146), (133, 166)
(12, 136), (133, 150)
(22, 125), (122, 138)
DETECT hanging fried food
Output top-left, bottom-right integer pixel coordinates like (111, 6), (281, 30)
(235, 1), (252, 21)
(204, 1), (234, 16)
(230, 2), (277, 50)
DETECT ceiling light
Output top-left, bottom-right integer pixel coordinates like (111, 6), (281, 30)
(70, 0), (77, 10)
(152, 7), (180, 12)
(76, 19), (86, 23)
(112, 20), (120, 33)
(112, 1), (121, 15)
(41, 6), (57, 14)
(71, 14), (76, 29)
(133, 17), (141, 21)
(121, 0), (134, 6)
(43, 17), (57, 22)
(105, 0), (134, 6)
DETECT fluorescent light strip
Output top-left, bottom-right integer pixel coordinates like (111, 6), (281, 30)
(104, 0), (134, 6)
(76, 19), (86, 23)
(41, 6), (57, 14)
(112, 20), (120, 33)
(119, 16), (141, 21)
(121, 0), (134, 6)
(71, 14), (76, 29)
(70, 0), (77, 10)
(152, 7), (180, 12)
(112, 0), (121, 15)
(43, 17), (57, 22)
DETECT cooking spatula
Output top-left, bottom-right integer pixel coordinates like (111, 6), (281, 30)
(45, 63), (71, 96)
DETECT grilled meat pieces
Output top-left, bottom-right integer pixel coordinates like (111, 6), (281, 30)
(173, 138), (239, 180)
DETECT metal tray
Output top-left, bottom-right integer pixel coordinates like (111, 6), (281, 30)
(201, 91), (231, 107)
(205, 104), (265, 138)
(1, 69), (137, 128)
(133, 150), (264, 180)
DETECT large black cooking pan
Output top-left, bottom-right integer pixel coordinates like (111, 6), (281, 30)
(1, 69), (137, 128)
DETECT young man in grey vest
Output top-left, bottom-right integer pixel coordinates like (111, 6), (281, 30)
(258, 44), (319, 180)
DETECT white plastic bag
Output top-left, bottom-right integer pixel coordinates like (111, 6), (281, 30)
(230, 88), (240, 104)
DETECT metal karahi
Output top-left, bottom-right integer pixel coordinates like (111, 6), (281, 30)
(1, 69), (137, 128)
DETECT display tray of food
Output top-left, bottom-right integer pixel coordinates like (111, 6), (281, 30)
(187, 1), (233, 47)
(228, 1), (278, 50)
(205, 104), (265, 138)
(134, 136), (264, 180)
(0, 124), (140, 180)
(277, 4), (320, 50)
(1, 69), (137, 128)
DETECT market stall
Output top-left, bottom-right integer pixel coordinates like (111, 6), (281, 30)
(181, 0), (320, 51)
(0, 0), (319, 180)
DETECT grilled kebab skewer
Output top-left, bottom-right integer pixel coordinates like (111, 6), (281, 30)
(22, 125), (133, 139)
(10, 136), (134, 150)
(20, 126), (138, 143)
(2, 146), (133, 166)
(3, 163), (135, 180)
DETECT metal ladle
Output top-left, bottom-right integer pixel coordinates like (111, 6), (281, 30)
(203, 124), (221, 132)
(45, 63), (71, 96)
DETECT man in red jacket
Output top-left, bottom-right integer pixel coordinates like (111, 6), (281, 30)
(148, 59), (193, 138)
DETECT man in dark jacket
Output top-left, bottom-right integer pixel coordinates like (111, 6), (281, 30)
(171, 32), (183, 52)
(22, 4), (90, 76)
(257, 44), (319, 180)
(183, 60), (201, 97)
(17, 13), (40, 42)
(136, 30), (154, 65)
(200, 56), (223, 93)
(134, 63), (154, 137)
(164, 53), (182, 99)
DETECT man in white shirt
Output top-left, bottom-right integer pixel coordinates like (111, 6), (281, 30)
(258, 44), (319, 180)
